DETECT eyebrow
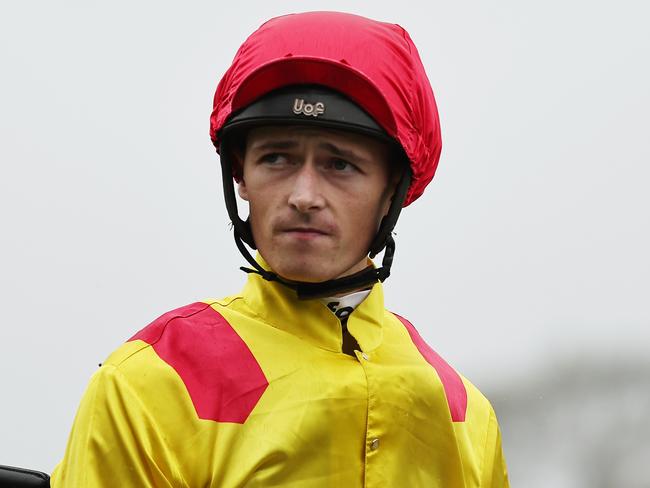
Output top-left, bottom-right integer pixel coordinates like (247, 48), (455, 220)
(249, 139), (367, 163)
(249, 140), (299, 152)
(317, 142), (366, 163)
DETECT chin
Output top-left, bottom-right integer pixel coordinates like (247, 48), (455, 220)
(276, 266), (334, 283)
(266, 257), (339, 283)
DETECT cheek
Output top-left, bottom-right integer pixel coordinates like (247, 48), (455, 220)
(245, 183), (280, 236)
(247, 200), (270, 250)
(247, 193), (270, 223)
(241, 171), (268, 208)
(356, 184), (390, 215)
(339, 189), (386, 235)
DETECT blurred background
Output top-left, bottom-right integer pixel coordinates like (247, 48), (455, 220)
(1, 1), (648, 486)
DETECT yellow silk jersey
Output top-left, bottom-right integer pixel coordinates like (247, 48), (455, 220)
(52, 272), (509, 487)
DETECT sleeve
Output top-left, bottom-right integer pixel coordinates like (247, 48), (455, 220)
(50, 365), (186, 488)
(480, 407), (510, 488)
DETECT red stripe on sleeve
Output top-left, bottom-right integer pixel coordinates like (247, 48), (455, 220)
(393, 313), (467, 422)
(129, 302), (268, 424)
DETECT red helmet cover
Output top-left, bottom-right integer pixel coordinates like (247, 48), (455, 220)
(209, 11), (442, 206)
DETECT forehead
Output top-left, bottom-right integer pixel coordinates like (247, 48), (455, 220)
(245, 125), (389, 154)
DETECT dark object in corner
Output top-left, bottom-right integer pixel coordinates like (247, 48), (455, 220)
(0, 465), (50, 487)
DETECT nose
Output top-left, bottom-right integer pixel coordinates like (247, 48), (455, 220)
(287, 161), (325, 213)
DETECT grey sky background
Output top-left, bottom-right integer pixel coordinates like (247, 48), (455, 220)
(1, 0), (648, 480)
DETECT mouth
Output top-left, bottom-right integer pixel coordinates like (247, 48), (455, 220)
(280, 227), (331, 240)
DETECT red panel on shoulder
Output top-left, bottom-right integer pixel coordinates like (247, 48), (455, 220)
(393, 313), (467, 422)
(130, 302), (268, 424)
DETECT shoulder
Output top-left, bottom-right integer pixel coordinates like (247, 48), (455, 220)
(102, 297), (267, 423)
(103, 298), (238, 365)
(386, 311), (496, 422)
(386, 311), (504, 463)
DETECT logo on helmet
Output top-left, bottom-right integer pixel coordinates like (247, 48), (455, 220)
(293, 98), (325, 117)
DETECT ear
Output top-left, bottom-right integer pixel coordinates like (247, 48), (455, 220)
(238, 179), (249, 201)
(232, 149), (249, 201)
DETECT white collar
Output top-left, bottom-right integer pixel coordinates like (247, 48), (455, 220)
(318, 289), (371, 321)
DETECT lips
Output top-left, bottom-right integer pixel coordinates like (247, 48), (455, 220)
(283, 227), (328, 235)
(281, 228), (330, 242)
(276, 222), (336, 240)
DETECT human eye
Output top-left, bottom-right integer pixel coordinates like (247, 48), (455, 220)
(328, 158), (357, 173)
(259, 153), (289, 166)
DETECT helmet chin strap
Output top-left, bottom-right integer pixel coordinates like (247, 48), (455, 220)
(235, 229), (396, 300)
(218, 138), (410, 300)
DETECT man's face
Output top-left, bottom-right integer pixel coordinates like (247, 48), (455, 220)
(237, 125), (396, 283)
